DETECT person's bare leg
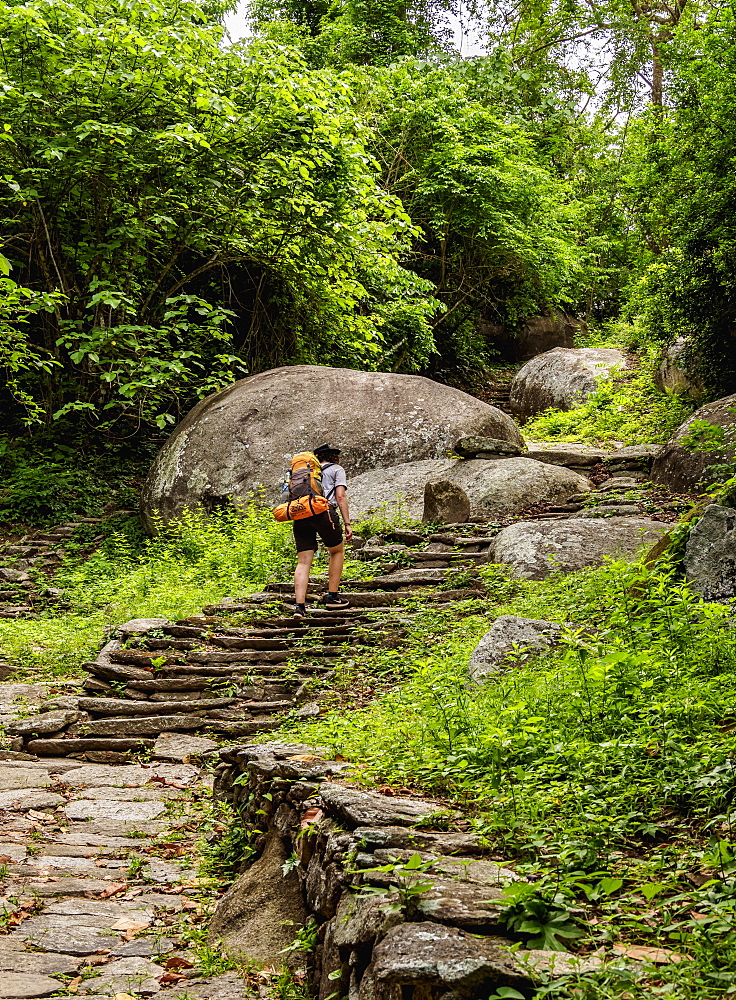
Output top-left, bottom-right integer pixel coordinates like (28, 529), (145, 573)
(327, 542), (344, 593)
(294, 549), (315, 604)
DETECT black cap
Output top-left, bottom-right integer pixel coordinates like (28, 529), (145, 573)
(314, 444), (340, 456)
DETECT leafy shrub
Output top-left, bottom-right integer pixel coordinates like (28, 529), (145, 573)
(0, 462), (112, 525)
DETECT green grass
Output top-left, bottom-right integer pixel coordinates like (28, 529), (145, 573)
(0, 502), (376, 679)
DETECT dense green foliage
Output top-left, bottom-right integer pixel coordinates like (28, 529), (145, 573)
(8, 0), (736, 442)
(298, 559), (736, 997)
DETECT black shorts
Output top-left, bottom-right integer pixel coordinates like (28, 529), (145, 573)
(293, 508), (343, 553)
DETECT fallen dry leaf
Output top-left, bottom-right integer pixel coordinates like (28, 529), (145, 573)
(99, 882), (127, 898)
(0, 854), (12, 863)
(300, 807), (324, 829)
(88, 953), (111, 966)
(66, 976), (82, 991)
(613, 944), (686, 964)
(113, 994), (138, 1000)
(111, 918), (150, 933)
(287, 754), (320, 761)
(158, 972), (185, 984)
(165, 956), (194, 971)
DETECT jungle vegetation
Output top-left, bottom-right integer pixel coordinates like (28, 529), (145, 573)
(2, 0), (736, 452)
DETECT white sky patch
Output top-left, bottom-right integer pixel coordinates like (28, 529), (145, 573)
(223, 3), (487, 56)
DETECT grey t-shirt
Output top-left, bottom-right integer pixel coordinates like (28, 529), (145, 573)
(321, 462), (347, 507)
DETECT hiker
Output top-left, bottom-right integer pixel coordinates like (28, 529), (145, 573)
(289, 444), (352, 616)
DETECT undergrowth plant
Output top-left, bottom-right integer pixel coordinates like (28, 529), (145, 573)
(522, 347), (692, 445)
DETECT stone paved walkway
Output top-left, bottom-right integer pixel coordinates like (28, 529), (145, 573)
(0, 735), (241, 999)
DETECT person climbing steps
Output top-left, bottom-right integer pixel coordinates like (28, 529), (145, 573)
(274, 445), (353, 616)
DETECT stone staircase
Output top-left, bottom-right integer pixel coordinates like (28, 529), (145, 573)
(6, 536), (490, 759)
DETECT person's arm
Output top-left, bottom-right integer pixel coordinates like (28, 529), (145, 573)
(335, 485), (352, 542)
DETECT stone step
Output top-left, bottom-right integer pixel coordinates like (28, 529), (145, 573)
(151, 661), (334, 677)
(125, 676), (300, 693)
(25, 737), (155, 755)
(77, 714), (282, 737)
(78, 697), (236, 716)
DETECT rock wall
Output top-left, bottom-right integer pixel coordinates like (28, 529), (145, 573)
(211, 743), (606, 1000)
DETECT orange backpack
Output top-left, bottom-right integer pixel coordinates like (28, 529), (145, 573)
(273, 452), (330, 522)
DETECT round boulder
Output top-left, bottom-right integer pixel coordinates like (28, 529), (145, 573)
(651, 393), (736, 493)
(491, 517), (669, 579)
(510, 347), (626, 421)
(141, 366), (523, 530)
(348, 457), (591, 522)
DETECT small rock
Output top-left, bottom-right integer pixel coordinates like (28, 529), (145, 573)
(0, 789), (65, 811)
(469, 615), (565, 683)
(0, 973), (64, 998)
(423, 480), (471, 524)
(153, 732), (220, 761)
(454, 436), (522, 459)
(7, 710), (81, 736)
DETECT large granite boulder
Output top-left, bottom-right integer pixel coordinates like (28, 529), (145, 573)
(510, 347), (626, 421)
(654, 337), (705, 400)
(141, 366), (523, 530)
(684, 504), (736, 600)
(469, 616), (565, 683)
(478, 309), (583, 362)
(651, 394), (736, 493)
(491, 517), (669, 579)
(348, 458), (591, 522)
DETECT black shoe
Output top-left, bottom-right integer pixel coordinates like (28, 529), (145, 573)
(321, 593), (350, 610)
(293, 604), (308, 618)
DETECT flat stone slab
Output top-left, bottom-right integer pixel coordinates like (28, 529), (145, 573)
(352, 827), (483, 855)
(7, 710), (81, 736)
(0, 768), (51, 790)
(116, 618), (170, 636)
(64, 798), (167, 821)
(20, 916), (120, 955)
(168, 973), (247, 1000)
(79, 955), (165, 994)
(0, 973), (64, 998)
(79, 714), (211, 736)
(26, 738), (154, 755)
(0, 950), (82, 974)
(524, 441), (607, 467)
(78, 697), (232, 715)
(62, 763), (199, 787)
(67, 785), (182, 801)
(43, 899), (153, 919)
(0, 789), (65, 811)
(111, 938), (175, 958)
(320, 783), (457, 827)
(23, 877), (117, 896)
(153, 732), (219, 761)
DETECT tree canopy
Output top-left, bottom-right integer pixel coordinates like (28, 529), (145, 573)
(1, 0), (736, 443)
